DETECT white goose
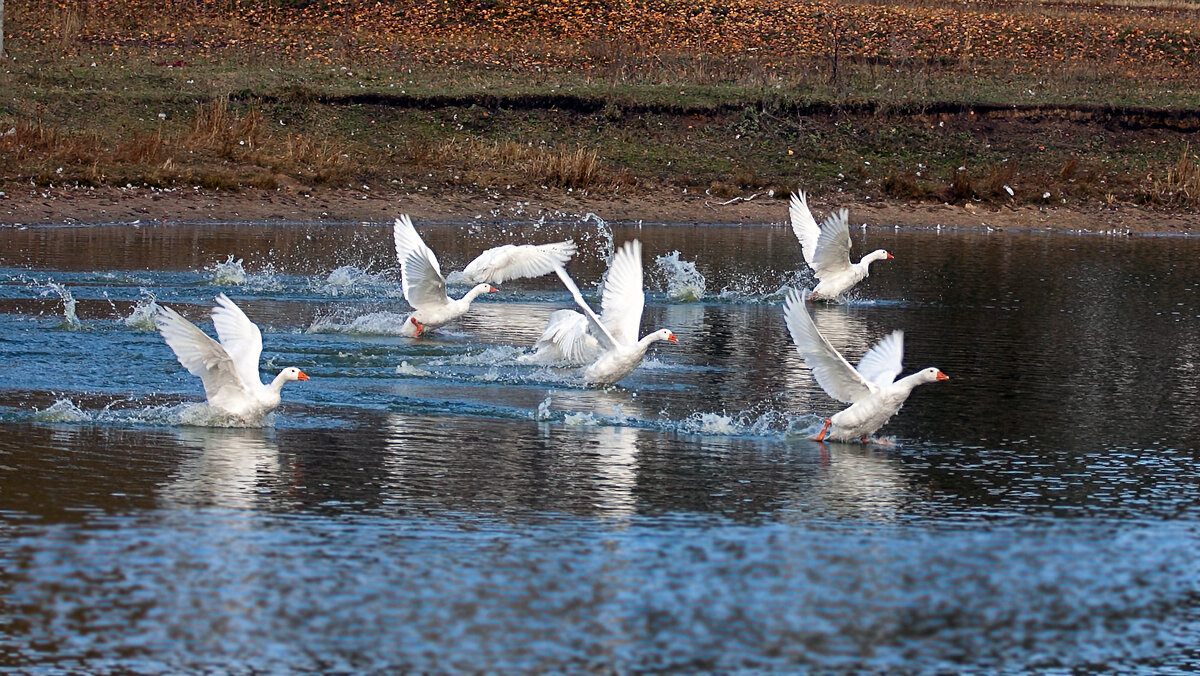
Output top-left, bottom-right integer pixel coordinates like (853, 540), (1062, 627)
(155, 293), (309, 425)
(790, 191), (893, 301)
(783, 288), (947, 443)
(529, 239), (677, 385)
(393, 215), (576, 336)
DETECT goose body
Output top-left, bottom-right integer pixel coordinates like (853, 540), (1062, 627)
(782, 288), (947, 442)
(155, 293), (309, 425)
(529, 239), (677, 385)
(393, 215), (575, 336)
(790, 191), (892, 301)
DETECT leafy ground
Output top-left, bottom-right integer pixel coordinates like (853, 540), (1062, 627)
(1, 0), (1198, 230)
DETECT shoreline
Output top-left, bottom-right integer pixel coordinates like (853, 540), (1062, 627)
(2, 185), (1198, 235)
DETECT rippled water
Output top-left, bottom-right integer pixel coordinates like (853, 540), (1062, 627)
(3, 219), (1200, 673)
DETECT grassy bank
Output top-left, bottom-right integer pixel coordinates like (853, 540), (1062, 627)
(1, 0), (1199, 211)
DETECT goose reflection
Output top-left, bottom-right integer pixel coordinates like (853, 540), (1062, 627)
(160, 427), (281, 510)
(784, 444), (912, 522)
(543, 422), (641, 518)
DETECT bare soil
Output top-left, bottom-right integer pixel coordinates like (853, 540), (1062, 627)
(2, 184), (1197, 234)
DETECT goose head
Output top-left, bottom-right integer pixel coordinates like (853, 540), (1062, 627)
(465, 283), (500, 301)
(863, 249), (894, 265)
(918, 367), (949, 384)
(270, 366), (310, 392)
(280, 367), (310, 383)
(650, 329), (678, 344)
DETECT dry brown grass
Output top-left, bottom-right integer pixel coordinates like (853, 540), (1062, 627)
(0, 98), (355, 190)
(1140, 147), (1200, 208)
(429, 139), (618, 191)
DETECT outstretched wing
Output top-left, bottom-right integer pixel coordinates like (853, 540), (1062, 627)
(782, 288), (874, 404)
(598, 239), (645, 346)
(789, 191), (821, 266)
(156, 304), (250, 402)
(457, 240), (578, 285)
(210, 293), (265, 389)
(393, 215), (449, 308)
(811, 208), (854, 279)
(531, 308), (602, 364)
(553, 266), (618, 352)
(855, 330), (904, 387)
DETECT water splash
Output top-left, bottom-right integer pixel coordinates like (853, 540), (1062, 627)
(207, 255), (247, 285)
(206, 255), (282, 291)
(534, 392), (555, 421)
(42, 281), (83, 330)
(319, 265), (399, 298)
(654, 250), (706, 302)
(395, 361), (433, 377)
(307, 311), (410, 335)
(124, 292), (162, 332)
(581, 212), (615, 266)
(32, 398), (91, 422)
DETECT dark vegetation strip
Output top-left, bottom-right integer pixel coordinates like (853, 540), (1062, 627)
(236, 89), (1200, 133)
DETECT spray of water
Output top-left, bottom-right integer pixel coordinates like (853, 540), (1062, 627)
(654, 250), (706, 302)
(207, 255), (247, 285)
(124, 291), (162, 332)
(41, 281), (83, 330)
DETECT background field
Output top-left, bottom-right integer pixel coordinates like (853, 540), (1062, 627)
(1, 0), (1198, 217)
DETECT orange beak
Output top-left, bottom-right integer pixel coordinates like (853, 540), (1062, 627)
(410, 316), (424, 337)
(935, 371), (949, 381)
(297, 370), (310, 381)
(667, 332), (678, 343)
(886, 252), (895, 259)
(488, 286), (499, 293)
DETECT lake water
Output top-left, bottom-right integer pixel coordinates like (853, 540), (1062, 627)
(2, 217), (1200, 673)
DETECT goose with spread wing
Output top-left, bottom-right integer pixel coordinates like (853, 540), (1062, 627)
(393, 214), (576, 336)
(155, 293), (309, 425)
(790, 191), (892, 301)
(783, 288), (947, 442)
(528, 239), (677, 385)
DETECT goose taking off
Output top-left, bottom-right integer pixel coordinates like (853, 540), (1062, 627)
(782, 288), (947, 443)
(528, 239), (677, 386)
(393, 214), (576, 336)
(155, 293), (309, 425)
(789, 191), (892, 301)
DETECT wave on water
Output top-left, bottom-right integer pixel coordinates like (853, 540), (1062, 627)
(24, 398), (274, 428)
(654, 250), (706, 302)
(529, 391), (822, 439)
(307, 310), (411, 336)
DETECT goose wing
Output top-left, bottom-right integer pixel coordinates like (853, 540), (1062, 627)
(855, 330), (904, 387)
(782, 288), (874, 404)
(156, 304), (250, 402)
(458, 240), (578, 285)
(811, 208), (854, 279)
(598, 239), (645, 346)
(393, 216), (449, 308)
(535, 309), (601, 364)
(209, 293), (265, 389)
(789, 191), (821, 266)
(553, 266), (618, 352)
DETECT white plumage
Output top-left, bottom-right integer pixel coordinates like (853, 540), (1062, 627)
(527, 239), (677, 385)
(393, 215), (576, 336)
(783, 288), (946, 442)
(155, 294), (309, 425)
(789, 191), (892, 301)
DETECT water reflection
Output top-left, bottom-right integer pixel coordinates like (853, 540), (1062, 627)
(160, 427), (282, 510)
